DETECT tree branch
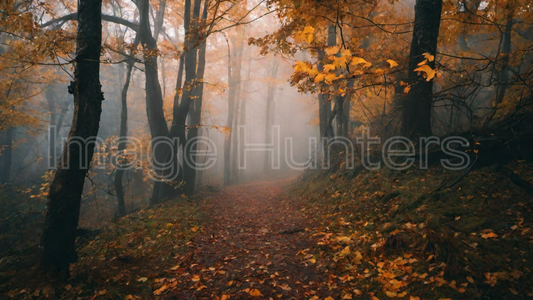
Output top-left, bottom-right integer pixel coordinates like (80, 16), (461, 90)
(41, 13), (139, 32)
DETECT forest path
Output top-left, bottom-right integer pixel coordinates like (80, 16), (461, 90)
(166, 178), (330, 299)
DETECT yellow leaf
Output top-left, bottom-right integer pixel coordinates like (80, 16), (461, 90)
(341, 246), (351, 256)
(325, 46), (340, 56)
(221, 295), (230, 300)
(153, 285), (168, 296)
(307, 33), (314, 44)
(314, 74), (325, 83)
(294, 61), (309, 72)
(303, 26), (314, 34)
(337, 236), (351, 243)
(387, 59), (398, 68)
(323, 64), (336, 72)
(248, 288), (263, 297)
(325, 297), (335, 300)
(413, 65), (436, 81)
(340, 49), (351, 57)
(351, 57), (369, 66)
(467, 276), (474, 284)
(137, 277), (148, 282)
(386, 291), (397, 298)
(324, 73), (339, 83)
(354, 250), (363, 264)
(423, 52), (435, 62)
(481, 231), (498, 239)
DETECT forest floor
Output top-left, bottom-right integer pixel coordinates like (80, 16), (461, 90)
(4, 162), (533, 299)
(161, 179), (332, 299)
(3, 179), (335, 299)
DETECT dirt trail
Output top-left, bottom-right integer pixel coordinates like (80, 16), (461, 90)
(166, 179), (330, 299)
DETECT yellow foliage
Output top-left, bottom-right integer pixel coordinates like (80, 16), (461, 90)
(387, 59), (398, 68)
(413, 65), (436, 81)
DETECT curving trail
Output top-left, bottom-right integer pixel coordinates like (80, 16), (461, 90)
(165, 179), (331, 299)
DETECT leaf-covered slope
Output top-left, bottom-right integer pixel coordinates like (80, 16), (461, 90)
(294, 161), (533, 299)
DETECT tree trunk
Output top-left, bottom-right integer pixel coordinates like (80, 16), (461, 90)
(230, 30), (245, 184)
(342, 80), (353, 137)
(223, 29), (244, 186)
(223, 39), (235, 186)
(114, 34), (139, 218)
(137, 0), (169, 206)
(156, 0), (205, 199)
(138, 0), (168, 139)
(39, 0), (103, 279)
(0, 127), (14, 183)
(263, 60), (279, 173)
(318, 25), (336, 138)
(237, 51), (251, 183)
(185, 0), (209, 194)
(401, 0), (443, 137)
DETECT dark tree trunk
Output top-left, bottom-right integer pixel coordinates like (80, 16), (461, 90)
(342, 80), (353, 137)
(185, 1), (208, 194)
(318, 25), (336, 138)
(39, 0), (103, 279)
(0, 127), (14, 183)
(138, 0), (168, 140)
(137, 0), (169, 206)
(401, 0), (443, 137)
(156, 0), (206, 199)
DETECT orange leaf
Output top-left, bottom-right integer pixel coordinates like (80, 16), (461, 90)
(248, 289), (262, 297)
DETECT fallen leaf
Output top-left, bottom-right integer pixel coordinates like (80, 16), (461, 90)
(248, 289), (263, 297)
(481, 231), (498, 239)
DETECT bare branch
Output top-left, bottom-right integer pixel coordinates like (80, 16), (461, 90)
(41, 13), (139, 32)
